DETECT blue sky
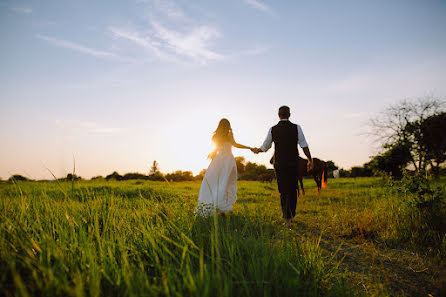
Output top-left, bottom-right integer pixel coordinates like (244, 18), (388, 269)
(1, 0), (446, 179)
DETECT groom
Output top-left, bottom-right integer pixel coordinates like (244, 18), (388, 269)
(252, 106), (313, 227)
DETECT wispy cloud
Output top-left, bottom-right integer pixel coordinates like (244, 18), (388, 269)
(111, 0), (269, 64)
(109, 27), (175, 62)
(110, 1), (223, 64)
(152, 0), (189, 21)
(110, 21), (222, 64)
(36, 34), (120, 60)
(149, 19), (223, 64)
(55, 119), (122, 135)
(11, 6), (32, 15)
(244, 0), (275, 15)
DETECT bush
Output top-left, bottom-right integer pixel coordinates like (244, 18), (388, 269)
(148, 172), (166, 181)
(105, 171), (123, 181)
(393, 172), (446, 253)
(350, 166), (373, 177)
(65, 173), (82, 181)
(338, 169), (350, 178)
(165, 171), (195, 182)
(7, 175), (30, 182)
(236, 158), (274, 181)
(121, 173), (149, 181)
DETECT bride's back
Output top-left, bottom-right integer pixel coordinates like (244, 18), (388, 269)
(210, 118), (234, 157)
(216, 141), (232, 154)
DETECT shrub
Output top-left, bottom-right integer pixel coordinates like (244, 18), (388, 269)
(148, 172), (166, 181)
(7, 174), (30, 182)
(105, 171), (123, 181)
(121, 173), (149, 180)
(165, 171), (195, 182)
(393, 171), (446, 254)
(65, 173), (82, 181)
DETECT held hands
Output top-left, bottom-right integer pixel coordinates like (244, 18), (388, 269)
(250, 147), (262, 154)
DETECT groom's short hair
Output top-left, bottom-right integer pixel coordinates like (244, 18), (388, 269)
(278, 106), (290, 119)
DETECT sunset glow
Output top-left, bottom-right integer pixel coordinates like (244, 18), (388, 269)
(1, 0), (446, 179)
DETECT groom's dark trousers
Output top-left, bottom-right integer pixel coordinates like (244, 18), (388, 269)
(271, 120), (300, 219)
(275, 165), (298, 219)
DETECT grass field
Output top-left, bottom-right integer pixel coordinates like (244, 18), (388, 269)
(0, 177), (445, 296)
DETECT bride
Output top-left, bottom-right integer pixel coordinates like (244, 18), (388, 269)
(195, 119), (253, 215)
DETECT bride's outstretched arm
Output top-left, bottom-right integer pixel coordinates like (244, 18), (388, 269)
(233, 142), (252, 149)
(230, 133), (252, 150)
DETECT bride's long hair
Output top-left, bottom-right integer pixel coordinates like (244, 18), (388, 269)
(212, 118), (232, 145)
(208, 119), (232, 159)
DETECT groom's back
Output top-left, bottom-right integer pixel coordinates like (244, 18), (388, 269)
(272, 121), (298, 168)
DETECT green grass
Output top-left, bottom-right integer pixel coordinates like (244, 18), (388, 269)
(0, 180), (350, 297)
(0, 177), (444, 296)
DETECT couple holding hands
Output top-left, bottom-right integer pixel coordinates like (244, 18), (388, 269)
(196, 106), (313, 226)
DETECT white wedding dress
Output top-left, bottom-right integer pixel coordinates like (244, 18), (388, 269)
(195, 142), (238, 215)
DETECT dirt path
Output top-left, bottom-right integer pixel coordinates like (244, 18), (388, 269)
(291, 219), (444, 297)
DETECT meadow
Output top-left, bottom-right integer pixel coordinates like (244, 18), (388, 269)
(0, 176), (444, 297)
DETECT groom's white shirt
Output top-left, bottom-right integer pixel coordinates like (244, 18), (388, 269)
(260, 119), (308, 152)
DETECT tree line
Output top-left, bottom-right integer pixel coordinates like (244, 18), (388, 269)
(98, 159), (277, 182)
(4, 96), (444, 182)
(5, 157), (341, 183)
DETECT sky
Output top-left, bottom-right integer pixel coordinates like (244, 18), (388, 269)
(1, 0), (446, 180)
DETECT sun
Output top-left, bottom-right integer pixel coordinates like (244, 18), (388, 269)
(161, 115), (219, 175)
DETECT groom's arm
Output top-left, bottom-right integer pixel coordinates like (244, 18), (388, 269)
(302, 146), (313, 170)
(302, 147), (312, 162)
(258, 128), (273, 153)
(298, 125), (313, 169)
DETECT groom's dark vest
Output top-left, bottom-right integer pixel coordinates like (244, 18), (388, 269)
(272, 120), (298, 168)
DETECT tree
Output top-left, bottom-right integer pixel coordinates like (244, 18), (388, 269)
(148, 160), (165, 181)
(235, 157), (246, 174)
(121, 173), (149, 180)
(369, 95), (445, 173)
(239, 161), (272, 180)
(165, 171), (195, 182)
(149, 172), (165, 181)
(8, 175), (30, 182)
(338, 169), (350, 177)
(233, 156), (274, 180)
(325, 160), (338, 171)
(325, 160), (339, 177)
(372, 141), (412, 179)
(149, 160), (160, 175)
(419, 112), (446, 178)
(105, 171), (123, 181)
(350, 166), (373, 178)
(194, 169), (207, 180)
(66, 173), (81, 181)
